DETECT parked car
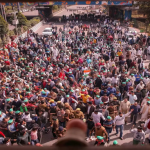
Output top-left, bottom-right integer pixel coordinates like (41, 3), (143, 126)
(125, 33), (137, 43)
(127, 27), (137, 36)
(113, 20), (120, 26)
(42, 28), (53, 36)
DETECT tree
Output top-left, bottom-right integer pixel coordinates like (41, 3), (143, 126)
(135, 2), (150, 19)
(0, 15), (8, 44)
(53, 5), (58, 10)
(17, 12), (28, 27)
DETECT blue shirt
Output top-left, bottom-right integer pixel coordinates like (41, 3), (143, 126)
(130, 105), (140, 114)
(94, 98), (101, 106)
(0, 113), (6, 122)
(135, 74), (141, 82)
(103, 120), (114, 129)
(107, 87), (116, 95)
(86, 58), (92, 64)
(100, 90), (110, 96)
(8, 123), (16, 133)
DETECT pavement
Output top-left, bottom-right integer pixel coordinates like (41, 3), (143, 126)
(22, 10), (39, 16)
(8, 24), (15, 31)
(35, 5), (150, 146)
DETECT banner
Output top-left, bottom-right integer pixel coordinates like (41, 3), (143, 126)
(2, 1), (132, 6)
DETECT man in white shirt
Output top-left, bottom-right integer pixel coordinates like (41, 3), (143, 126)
(136, 81), (145, 91)
(130, 126), (145, 145)
(129, 74), (135, 85)
(114, 109), (133, 140)
(143, 76), (150, 85)
(127, 91), (137, 105)
(91, 109), (105, 124)
(112, 75), (119, 85)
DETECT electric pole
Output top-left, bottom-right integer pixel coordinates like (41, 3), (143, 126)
(17, 2), (20, 12)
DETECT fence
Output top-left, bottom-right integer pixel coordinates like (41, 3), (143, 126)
(13, 21), (43, 43)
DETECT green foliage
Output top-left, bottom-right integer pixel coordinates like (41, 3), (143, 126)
(17, 12), (28, 26)
(7, 15), (15, 24)
(53, 5), (58, 10)
(8, 30), (15, 37)
(5, 6), (12, 11)
(13, 28), (17, 35)
(23, 26), (28, 32)
(17, 27), (22, 35)
(140, 29), (144, 33)
(0, 15), (8, 40)
(29, 17), (40, 26)
(135, 2), (150, 19)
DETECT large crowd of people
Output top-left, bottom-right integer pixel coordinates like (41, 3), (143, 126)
(0, 13), (150, 147)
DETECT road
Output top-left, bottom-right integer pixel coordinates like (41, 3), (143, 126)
(36, 5), (89, 35)
(36, 5), (150, 146)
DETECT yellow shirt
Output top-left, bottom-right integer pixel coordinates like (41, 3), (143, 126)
(117, 51), (122, 56)
(81, 94), (90, 103)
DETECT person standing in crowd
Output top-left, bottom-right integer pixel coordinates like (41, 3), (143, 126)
(130, 102), (140, 125)
(91, 109), (105, 124)
(114, 109), (133, 140)
(103, 116), (114, 143)
(119, 98), (131, 124)
(130, 126), (145, 145)
(127, 91), (137, 105)
(94, 136), (105, 146)
(86, 101), (95, 119)
(86, 117), (95, 141)
(91, 123), (108, 142)
(140, 101), (150, 121)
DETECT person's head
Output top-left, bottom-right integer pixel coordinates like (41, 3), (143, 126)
(137, 126), (142, 132)
(107, 116), (112, 121)
(84, 91), (88, 96)
(88, 117), (93, 121)
(25, 111), (29, 115)
(94, 109), (99, 114)
(20, 129), (26, 135)
(88, 101), (92, 106)
(32, 127), (38, 132)
(60, 108), (64, 113)
(96, 95), (100, 99)
(124, 98), (128, 103)
(7, 119), (13, 125)
(100, 102), (104, 106)
(95, 123), (101, 129)
(59, 126), (64, 132)
(134, 102), (137, 106)
(140, 81), (143, 85)
(131, 91), (134, 95)
(76, 108), (80, 113)
(97, 136), (104, 142)
(119, 112), (123, 117)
